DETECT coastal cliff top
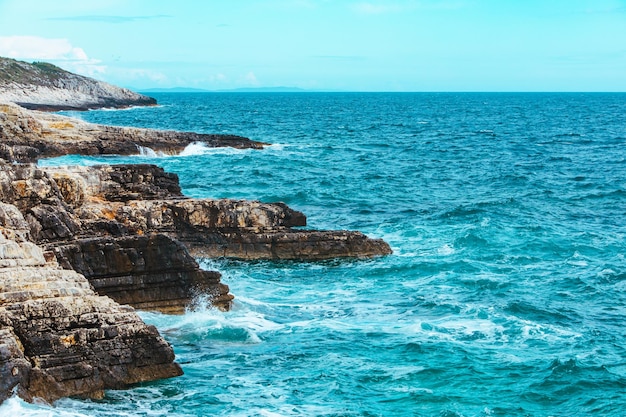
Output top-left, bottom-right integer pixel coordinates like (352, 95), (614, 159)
(0, 57), (156, 111)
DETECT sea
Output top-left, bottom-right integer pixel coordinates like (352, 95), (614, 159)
(2, 92), (626, 416)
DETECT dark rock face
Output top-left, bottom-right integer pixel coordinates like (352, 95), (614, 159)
(53, 234), (232, 312)
(0, 162), (232, 313)
(0, 207), (182, 404)
(182, 229), (393, 260)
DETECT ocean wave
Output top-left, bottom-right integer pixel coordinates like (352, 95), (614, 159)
(0, 395), (90, 417)
(139, 296), (283, 345)
(177, 142), (254, 156)
(134, 144), (166, 157)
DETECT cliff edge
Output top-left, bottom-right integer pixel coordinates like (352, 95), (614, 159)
(0, 57), (156, 111)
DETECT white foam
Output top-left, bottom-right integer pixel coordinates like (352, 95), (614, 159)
(0, 395), (90, 417)
(139, 296), (283, 343)
(438, 244), (455, 255)
(178, 142), (253, 156)
(97, 105), (157, 112)
(178, 142), (210, 156)
(265, 143), (288, 151)
(135, 145), (165, 157)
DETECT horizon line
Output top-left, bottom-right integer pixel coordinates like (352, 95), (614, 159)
(136, 88), (626, 94)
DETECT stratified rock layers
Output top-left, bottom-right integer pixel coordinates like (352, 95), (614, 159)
(0, 205), (182, 404)
(47, 164), (392, 261)
(53, 235), (230, 313)
(0, 162), (234, 313)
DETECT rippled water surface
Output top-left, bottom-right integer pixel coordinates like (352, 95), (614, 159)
(7, 93), (626, 416)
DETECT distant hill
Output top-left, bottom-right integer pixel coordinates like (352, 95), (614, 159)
(140, 87), (212, 93)
(0, 57), (156, 111)
(141, 86), (308, 93)
(216, 87), (307, 93)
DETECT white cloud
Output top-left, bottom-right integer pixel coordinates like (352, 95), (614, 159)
(210, 73), (228, 83)
(118, 68), (168, 84)
(352, 1), (465, 15)
(0, 35), (105, 77)
(242, 71), (260, 85)
(1, 36), (83, 61)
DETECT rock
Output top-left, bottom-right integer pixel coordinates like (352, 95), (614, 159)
(0, 102), (267, 163)
(0, 57), (156, 111)
(52, 234), (232, 313)
(181, 229), (393, 260)
(0, 161), (233, 313)
(0, 210), (182, 403)
(0, 328), (31, 403)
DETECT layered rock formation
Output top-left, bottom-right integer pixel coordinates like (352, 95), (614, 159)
(49, 164), (392, 262)
(0, 202), (182, 404)
(0, 57), (156, 111)
(0, 102), (266, 163)
(0, 162), (234, 313)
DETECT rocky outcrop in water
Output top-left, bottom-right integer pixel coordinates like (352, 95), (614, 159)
(0, 202), (182, 404)
(0, 156), (391, 311)
(0, 57), (156, 111)
(0, 102), (266, 163)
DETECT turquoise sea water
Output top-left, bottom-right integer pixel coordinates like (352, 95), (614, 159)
(4, 93), (626, 416)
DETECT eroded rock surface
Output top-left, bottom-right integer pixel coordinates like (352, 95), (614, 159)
(0, 205), (182, 404)
(47, 164), (392, 261)
(0, 162), (233, 313)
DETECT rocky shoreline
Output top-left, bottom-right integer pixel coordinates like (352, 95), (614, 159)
(0, 100), (391, 404)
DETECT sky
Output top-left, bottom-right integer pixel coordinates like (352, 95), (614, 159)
(0, 0), (625, 91)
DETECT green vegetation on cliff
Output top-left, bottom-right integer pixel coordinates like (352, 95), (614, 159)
(0, 56), (156, 111)
(0, 57), (66, 85)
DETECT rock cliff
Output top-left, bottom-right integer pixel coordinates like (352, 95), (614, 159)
(0, 162), (234, 313)
(0, 57), (156, 111)
(0, 202), (182, 404)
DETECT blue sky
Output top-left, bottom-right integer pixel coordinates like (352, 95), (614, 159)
(0, 0), (625, 91)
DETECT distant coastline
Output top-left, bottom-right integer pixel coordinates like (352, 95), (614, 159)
(140, 86), (309, 93)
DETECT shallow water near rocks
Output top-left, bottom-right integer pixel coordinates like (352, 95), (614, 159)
(7, 92), (626, 416)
